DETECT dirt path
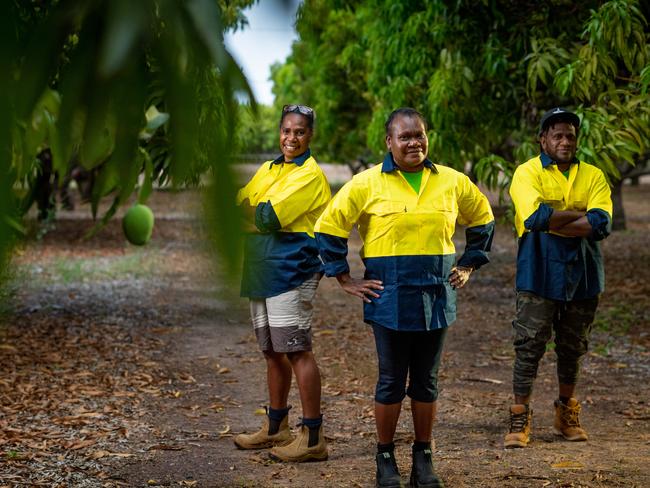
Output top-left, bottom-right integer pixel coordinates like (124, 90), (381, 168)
(1, 187), (649, 487)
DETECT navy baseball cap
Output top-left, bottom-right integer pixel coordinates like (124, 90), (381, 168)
(539, 107), (580, 135)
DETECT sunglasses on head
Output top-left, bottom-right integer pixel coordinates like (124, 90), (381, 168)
(282, 104), (315, 118)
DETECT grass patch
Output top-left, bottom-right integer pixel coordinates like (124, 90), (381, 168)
(592, 338), (615, 357)
(590, 304), (638, 356)
(25, 251), (159, 285)
(0, 262), (29, 319)
(593, 304), (635, 335)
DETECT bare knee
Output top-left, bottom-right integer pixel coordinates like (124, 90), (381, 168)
(286, 350), (314, 366)
(263, 350), (288, 366)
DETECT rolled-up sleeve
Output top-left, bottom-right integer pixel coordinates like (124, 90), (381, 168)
(457, 222), (495, 270)
(315, 233), (350, 276)
(586, 170), (613, 241)
(586, 209), (611, 241)
(255, 201), (282, 232)
(523, 203), (553, 232)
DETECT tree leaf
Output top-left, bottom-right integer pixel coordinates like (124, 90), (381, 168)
(99, 0), (146, 77)
(138, 148), (154, 204)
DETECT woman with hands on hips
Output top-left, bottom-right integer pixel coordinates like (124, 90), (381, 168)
(314, 108), (494, 488)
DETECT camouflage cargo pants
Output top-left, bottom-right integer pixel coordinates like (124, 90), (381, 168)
(512, 291), (599, 397)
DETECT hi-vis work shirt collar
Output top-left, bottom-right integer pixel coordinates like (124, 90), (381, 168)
(381, 153), (437, 173)
(540, 151), (579, 168)
(270, 148), (311, 167)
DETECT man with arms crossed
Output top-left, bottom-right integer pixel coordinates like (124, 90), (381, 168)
(505, 107), (612, 448)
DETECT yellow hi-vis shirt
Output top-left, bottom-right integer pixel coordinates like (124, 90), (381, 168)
(509, 153), (612, 300)
(314, 154), (494, 330)
(236, 150), (331, 298)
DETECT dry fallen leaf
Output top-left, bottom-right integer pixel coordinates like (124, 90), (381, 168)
(177, 373), (197, 383)
(78, 388), (106, 396)
(69, 439), (98, 450)
(77, 412), (103, 418)
(551, 460), (584, 470)
(314, 330), (336, 336)
(90, 450), (110, 459)
(147, 444), (184, 451)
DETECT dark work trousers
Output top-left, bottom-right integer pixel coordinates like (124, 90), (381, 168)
(372, 324), (447, 404)
(512, 291), (599, 398)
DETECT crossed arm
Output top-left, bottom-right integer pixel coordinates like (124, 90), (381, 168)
(548, 210), (593, 237)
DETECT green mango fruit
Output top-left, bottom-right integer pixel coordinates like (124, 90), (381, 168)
(122, 204), (154, 245)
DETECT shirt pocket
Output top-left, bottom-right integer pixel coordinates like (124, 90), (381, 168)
(429, 188), (459, 214)
(364, 200), (405, 246)
(418, 200), (457, 254)
(541, 180), (564, 207)
(570, 191), (589, 211)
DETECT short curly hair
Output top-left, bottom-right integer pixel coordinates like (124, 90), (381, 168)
(385, 108), (428, 135)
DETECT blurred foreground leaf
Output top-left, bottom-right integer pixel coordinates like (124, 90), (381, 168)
(1, 0), (259, 282)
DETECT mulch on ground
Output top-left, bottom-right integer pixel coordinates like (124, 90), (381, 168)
(1, 185), (649, 487)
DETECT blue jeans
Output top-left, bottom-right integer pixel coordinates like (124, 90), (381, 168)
(372, 324), (448, 404)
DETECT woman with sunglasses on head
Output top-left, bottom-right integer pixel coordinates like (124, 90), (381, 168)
(315, 108), (494, 487)
(233, 105), (330, 462)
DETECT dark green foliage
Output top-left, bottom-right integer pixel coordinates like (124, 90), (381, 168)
(236, 104), (280, 155)
(274, 0), (650, 206)
(1, 0), (257, 277)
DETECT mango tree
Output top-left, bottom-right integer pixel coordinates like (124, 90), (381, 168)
(1, 0), (258, 279)
(273, 0), (650, 229)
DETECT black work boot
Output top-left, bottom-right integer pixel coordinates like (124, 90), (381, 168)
(409, 448), (443, 487)
(376, 451), (402, 488)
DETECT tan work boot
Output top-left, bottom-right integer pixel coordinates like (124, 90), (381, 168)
(504, 404), (532, 448)
(269, 424), (328, 462)
(233, 415), (293, 450)
(554, 398), (588, 441)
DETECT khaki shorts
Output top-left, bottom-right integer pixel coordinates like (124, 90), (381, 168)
(249, 274), (321, 353)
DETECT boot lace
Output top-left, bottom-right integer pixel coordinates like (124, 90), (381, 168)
(560, 403), (581, 427)
(509, 409), (529, 433)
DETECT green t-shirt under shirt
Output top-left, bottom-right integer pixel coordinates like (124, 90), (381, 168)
(400, 169), (423, 193)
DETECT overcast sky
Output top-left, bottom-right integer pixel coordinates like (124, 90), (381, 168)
(224, 0), (301, 105)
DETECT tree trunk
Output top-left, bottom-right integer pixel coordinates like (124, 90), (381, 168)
(611, 180), (626, 231)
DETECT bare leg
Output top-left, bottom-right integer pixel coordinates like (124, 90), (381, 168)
(375, 402), (402, 444)
(287, 350), (321, 418)
(412, 399), (436, 442)
(264, 351), (292, 409)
